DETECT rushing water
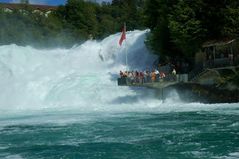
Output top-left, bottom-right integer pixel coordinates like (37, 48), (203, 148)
(0, 30), (238, 159)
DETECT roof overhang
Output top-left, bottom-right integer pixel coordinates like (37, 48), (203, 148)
(202, 39), (236, 48)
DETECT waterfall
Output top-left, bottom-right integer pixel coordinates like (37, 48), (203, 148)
(0, 30), (159, 113)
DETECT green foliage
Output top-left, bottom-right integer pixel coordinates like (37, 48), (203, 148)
(0, 0), (146, 48)
(223, 2), (239, 38)
(233, 73), (239, 86)
(144, 0), (177, 58)
(1, 0), (238, 56)
(0, 7), (74, 48)
(168, 0), (206, 57)
(144, 0), (239, 61)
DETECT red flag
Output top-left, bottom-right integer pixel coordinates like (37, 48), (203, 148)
(119, 24), (126, 46)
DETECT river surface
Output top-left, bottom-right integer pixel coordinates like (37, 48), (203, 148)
(0, 30), (238, 159)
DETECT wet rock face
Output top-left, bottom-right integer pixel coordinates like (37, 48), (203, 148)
(222, 82), (239, 91)
(164, 83), (239, 104)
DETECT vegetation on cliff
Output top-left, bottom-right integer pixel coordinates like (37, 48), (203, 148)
(0, 0), (238, 61)
(144, 0), (239, 60)
(0, 0), (145, 48)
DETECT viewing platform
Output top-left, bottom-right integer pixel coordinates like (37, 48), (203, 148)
(127, 81), (178, 89)
(118, 74), (188, 89)
(117, 65), (239, 89)
(117, 39), (239, 89)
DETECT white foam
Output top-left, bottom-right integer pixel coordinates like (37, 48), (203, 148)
(4, 155), (24, 159)
(0, 30), (238, 120)
(214, 151), (239, 159)
(0, 30), (157, 113)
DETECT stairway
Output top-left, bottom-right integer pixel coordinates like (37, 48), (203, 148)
(189, 69), (208, 82)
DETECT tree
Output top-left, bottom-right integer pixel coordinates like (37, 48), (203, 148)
(64, 0), (98, 39)
(168, 0), (206, 58)
(144, 0), (239, 62)
(144, 0), (177, 58)
(223, 1), (239, 38)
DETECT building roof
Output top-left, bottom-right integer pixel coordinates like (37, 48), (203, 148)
(202, 39), (236, 48)
(0, 3), (57, 11)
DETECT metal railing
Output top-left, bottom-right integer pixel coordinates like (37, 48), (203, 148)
(189, 58), (239, 82)
(118, 74), (178, 86)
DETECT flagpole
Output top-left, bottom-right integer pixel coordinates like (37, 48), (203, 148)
(124, 22), (128, 71)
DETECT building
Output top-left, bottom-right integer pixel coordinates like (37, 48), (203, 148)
(0, 3), (57, 16)
(195, 39), (238, 68)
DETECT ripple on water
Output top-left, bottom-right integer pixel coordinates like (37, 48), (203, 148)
(229, 122), (239, 127)
(4, 154), (24, 159)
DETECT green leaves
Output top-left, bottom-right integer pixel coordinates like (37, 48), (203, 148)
(168, 0), (206, 57)
(0, 0), (146, 48)
(144, 0), (239, 60)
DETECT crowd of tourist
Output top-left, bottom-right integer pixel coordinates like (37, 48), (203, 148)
(119, 68), (177, 84)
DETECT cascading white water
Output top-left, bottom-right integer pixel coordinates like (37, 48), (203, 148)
(0, 30), (162, 114)
(1, 29), (237, 118)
